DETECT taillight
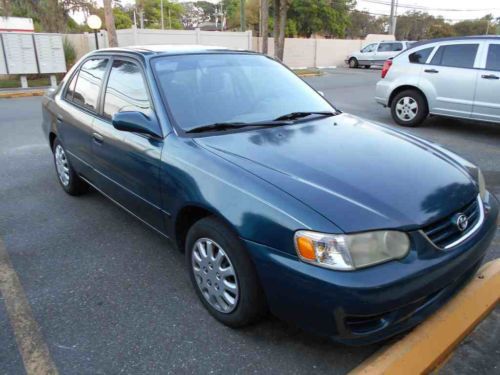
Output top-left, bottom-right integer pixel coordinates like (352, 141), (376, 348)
(381, 60), (392, 78)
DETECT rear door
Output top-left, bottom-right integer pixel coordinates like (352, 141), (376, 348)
(471, 41), (500, 123)
(56, 58), (109, 177)
(91, 57), (165, 231)
(420, 43), (480, 118)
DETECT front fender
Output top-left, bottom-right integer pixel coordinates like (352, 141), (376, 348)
(160, 136), (340, 255)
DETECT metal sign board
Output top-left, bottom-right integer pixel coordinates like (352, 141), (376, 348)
(34, 34), (66, 73)
(1, 33), (38, 74)
(0, 37), (7, 74)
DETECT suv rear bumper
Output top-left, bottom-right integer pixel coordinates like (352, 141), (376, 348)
(375, 80), (391, 106)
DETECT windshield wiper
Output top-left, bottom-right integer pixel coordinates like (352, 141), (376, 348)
(185, 120), (292, 134)
(273, 111), (337, 121)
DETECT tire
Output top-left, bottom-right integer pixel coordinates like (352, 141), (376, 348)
(363, 65), (371, 69)
(390, 89), (428, 127)
(52, 138), (88, 195)
(348, 58), (359, 68)
(186, 216), (267, 327)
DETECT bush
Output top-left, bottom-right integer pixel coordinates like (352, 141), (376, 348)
(63, 38), (77, 69)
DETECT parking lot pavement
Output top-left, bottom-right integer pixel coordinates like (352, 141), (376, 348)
(0, 70), (498, 374)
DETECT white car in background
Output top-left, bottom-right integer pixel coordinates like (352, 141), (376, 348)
(375, 36), (500, 127)
(345, 41), (415, 68)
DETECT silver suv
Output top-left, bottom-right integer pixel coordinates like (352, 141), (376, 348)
(375, 36), (500, 127)
(345, 41), (414, 68)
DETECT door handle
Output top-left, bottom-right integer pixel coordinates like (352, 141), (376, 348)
(56, 114), (64, 123)
(424, 69), (439, 73)
(92, 132), (104, 144)
(481, 74), (499, 80)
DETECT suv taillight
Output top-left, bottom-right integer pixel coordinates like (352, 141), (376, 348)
(381, 60), (392, 78)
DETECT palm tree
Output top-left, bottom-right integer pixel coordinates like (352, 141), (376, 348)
(103, 0), (118, 47)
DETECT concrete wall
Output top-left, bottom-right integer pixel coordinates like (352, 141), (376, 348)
(63, 29), (393, 68)
(253, 34), (393, 68)
(116, 28), (253, 50)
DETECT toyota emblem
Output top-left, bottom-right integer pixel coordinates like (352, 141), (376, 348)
(456, 214), (468, 232)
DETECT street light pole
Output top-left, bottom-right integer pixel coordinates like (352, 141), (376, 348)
(87, 15), (102, 50)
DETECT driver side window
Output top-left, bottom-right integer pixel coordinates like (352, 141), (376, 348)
(103, 60), (152, 120)
(362, 44), (376, 53)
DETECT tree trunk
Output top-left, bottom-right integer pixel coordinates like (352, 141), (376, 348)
(273, 0), (280, 58)
(261, 0), (269, 54)
(103, 0), (118, 47)
(276, 0), (288, 61)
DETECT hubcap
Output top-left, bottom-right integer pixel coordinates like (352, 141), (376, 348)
(191, 238), (239, 313)
(396, 96), (418, 121)
(54, 145), (70, 186)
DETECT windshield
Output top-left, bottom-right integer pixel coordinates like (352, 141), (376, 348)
(152, 53), (335, 131)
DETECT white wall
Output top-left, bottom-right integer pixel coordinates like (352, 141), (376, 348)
(116, 28), (253, 50)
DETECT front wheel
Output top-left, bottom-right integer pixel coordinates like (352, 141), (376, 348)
(391, 89), (428, 127)
(186, 216), (267, 327)
(348, 58), (359, 68)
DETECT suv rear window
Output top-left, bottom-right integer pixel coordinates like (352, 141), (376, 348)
(430, 44), (478, 69)
(486, 44), (500, 71)
(409, 47), (433, 64)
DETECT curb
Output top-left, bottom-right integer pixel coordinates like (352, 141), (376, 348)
(349, 259), (500, 375)
(0, 90), (46, 99)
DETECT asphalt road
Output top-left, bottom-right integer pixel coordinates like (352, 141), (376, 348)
(0, 68), (499, 374)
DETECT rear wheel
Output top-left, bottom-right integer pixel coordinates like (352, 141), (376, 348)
(186, 216), (267, 327)
(348, 58), (359, 69)
(52, 139), (88, 195)
(391, 89), (428, 127)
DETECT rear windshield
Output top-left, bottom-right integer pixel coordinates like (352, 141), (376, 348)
(152, 53), (334, 131)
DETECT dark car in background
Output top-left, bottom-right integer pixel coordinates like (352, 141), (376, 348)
(42, 46), (498, 345)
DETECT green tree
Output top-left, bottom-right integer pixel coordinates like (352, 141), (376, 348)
(288, 0), (351, 38)
(345, 10), (387, 38)
(453, 15), (496, 36)
(136, 0), (184, 29)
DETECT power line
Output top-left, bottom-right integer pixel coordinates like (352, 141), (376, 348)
(355, 9), (495, 22)
(358, 0), (500, 12)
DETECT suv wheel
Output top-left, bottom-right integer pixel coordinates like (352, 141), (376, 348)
(391, 89), (428, 127)
(52, 139), (88, 195)
(186, 216), (267, 327)
(348, 58), (359, 69)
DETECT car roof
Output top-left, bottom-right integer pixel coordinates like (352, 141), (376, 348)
(406, 35), (500, 51)
(91, 44), (252, 57)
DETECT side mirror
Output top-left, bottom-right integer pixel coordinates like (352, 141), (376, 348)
(112, 111), (162, 138)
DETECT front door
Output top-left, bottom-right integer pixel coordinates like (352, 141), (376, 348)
(471, 42), (500, 123)
(91, 58), (165, 232)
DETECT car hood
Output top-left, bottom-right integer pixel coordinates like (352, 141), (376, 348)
(195, 114), (477, 232)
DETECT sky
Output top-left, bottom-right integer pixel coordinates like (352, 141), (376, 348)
(77, 0), (500, 24)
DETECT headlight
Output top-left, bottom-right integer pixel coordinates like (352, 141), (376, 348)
(477, 169), (487, 201)
(294, 230), (410, 271)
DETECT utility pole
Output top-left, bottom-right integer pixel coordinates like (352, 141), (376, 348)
(240, 0), (246, 31)
(389, 0), (396, 35)
(161, 0), (164, 29)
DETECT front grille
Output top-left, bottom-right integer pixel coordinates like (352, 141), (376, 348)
(422, 196), (482, 249)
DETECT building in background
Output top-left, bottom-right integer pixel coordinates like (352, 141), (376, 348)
(0, 17), (34, 33)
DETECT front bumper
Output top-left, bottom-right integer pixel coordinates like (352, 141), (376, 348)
(244, 194), (498, 345)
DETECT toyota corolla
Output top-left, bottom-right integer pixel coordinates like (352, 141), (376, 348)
(42, 46), (498, 345)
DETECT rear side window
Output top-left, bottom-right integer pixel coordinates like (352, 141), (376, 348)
(486, 44), (500, 71)
(65, 72), (78, 100)
(103, 60), (152, 120)
(71, 58), (109, 111)
(430, 44), (478, 69)
(409, 47), (434, 64)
